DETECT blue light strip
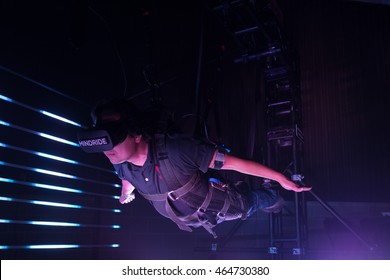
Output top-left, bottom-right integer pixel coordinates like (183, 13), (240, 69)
(0, 93), (86, 128)
(0, 120), (79, 147)
(0, 219), (120, 228)
(28, 245), (80, 249)
(32, 200), (81, 208)
(0, 94), (12, 102)
(30, 221), (80, 226)
(0, 196), (121, 212)
(0, 161), (120, 188)
(36, 152), (78, 164)
(0, 141), (115, 174)
(0, 244), (120, 250)
(38, 132), (79, 146)
(0, 177), (81, 193)
(0, 120), (9, 127)
(0, 177), (118, 199)
(32, 221), (81, 226)
(34, 168), (76, 179)
(40, 111), (83, 127)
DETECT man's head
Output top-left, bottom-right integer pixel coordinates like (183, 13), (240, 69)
(77, 98), (143, 155)
(91, 98), (141, 133)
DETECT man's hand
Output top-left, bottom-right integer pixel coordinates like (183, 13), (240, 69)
(278, 177), (312, 192)
(119, 193), (135, 204)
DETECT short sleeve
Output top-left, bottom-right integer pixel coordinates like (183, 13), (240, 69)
(166, 134), (216, 174)
(113, 164), (125, 180)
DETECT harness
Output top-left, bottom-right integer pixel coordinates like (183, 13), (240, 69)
(136, 134), (246, 238)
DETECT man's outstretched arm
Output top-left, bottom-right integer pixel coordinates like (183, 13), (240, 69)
(209, 152), (311, 193)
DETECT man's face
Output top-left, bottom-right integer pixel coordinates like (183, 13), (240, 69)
(100, 113), (140, 164)
(103, 134), (138, 164)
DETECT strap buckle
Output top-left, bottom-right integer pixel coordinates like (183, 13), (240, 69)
(217, 212), (225, 219)
(167, 191), (179, 201)
(209, 178), (227, 192)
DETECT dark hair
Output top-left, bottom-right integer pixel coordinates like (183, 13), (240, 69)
(91, 98), (143, 136)
(91, 97), (181, 139)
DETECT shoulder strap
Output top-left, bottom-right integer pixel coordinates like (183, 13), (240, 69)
(152, 134), (186, 190)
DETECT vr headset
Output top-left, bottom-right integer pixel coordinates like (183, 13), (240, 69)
(77, 121), (129, 153)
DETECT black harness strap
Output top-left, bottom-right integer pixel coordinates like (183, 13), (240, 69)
(140, 134), (243, 238)
(153, 134), (185, 188)
(137, 173), (200, 232)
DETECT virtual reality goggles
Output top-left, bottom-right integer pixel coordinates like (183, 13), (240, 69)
(77, 121), (128, 153)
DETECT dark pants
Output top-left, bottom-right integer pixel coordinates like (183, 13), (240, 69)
(210, 181), (279, 222)
(246, 187), (279, 217)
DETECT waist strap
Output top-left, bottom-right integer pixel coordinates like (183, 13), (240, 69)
(137, 173), (200, 232)
(138, 175), (245, 238)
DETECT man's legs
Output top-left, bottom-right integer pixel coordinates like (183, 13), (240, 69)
(246, 187), (285, 216)
(230, 181), (285, 217)
(205, 181), (285, 224)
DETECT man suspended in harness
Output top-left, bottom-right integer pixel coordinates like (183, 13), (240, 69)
(78, 98), (312, 238)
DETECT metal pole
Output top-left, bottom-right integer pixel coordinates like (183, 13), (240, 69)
(309, 190), (375, 251)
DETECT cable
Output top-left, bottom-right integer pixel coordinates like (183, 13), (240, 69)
(88, 6), (128, 97)
(0, 65), (89, 107)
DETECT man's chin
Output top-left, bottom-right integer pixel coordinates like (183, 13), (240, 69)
(108, 158), (125, 165)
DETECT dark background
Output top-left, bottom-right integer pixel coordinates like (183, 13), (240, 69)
(1, 0), (389, 259)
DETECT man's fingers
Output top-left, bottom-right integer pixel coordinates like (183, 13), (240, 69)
(296, 186), (312, 192)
